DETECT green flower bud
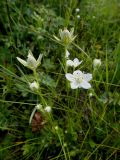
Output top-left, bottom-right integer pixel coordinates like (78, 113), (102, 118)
(59, 28), (76, 46)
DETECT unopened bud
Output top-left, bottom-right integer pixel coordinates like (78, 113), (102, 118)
(93, 59), (101, 68)
(44, 106), (52, 113)
(29, 81), (39, 91)
(59, 28), (76, 46)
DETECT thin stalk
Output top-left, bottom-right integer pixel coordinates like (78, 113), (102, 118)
(64, 47), (67, 73)
(57, 131), (67, 160)
(72, 42), (89, 57)
(64, 47), (69, 93)
(105, 49), (109, 91)
(29, 107), (37, 124)
(33, 70), (47, 106)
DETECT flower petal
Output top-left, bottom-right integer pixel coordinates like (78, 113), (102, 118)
(66, 60), (74, 66)
(65, 73), (74, 82)
(17, 57), (28, 67)
(70, 81), (79, 89)
(65, 50), (70, 58)
(28, 50), (34, 57)
(80, 80), (91, 89)
(84, 73), (92, 81)
(73, 70), (83, 76)
(27, 52), (36, 63)
(36, 54), (43, 67)
(27, 51), (37, 69)
(53, 35), (61, 42)
(73, 58), (82, 67)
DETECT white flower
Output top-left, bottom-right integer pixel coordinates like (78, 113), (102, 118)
(29, 81), (39, 91)
(17, 50), (43, 70)
(44, 106), (52, 113)
(66, 58), (82, 68)
(65, 70), (92, 89)
(65, 50), (70, 58)
(59, 28), (76, 45)
(93, 59), (101, 68)
(54, 28), (76, 46)
(77, 15), (80, 19)
(35, 104), (42, 110)
(75, 8), (80, 13)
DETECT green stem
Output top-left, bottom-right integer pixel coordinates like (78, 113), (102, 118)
(33, 69), (47, 106)
(64, 47), (69, 93)
(72, 42), (89, 58)
(29, 107), (37, 124)
(64, 47), (67, 74)
(56, 130), (67, 160)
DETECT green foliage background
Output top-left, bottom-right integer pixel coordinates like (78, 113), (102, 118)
(0, 0), (120, 159)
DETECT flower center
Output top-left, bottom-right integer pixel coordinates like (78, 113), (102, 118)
(74, 74), (84, 83)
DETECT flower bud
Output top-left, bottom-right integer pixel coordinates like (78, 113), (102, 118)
(54, 126), (59, 130)
(17, 50), (43, 71)
(63, 143), (67, 147)
(75, 8), (80, 13)
(35, 104), (42, 110)
(29, 81), (39, 91)
(59, 28), (76, 46)
(44, 106), (52, 113)
(77, 15), (80, 20)
(93, 59), (101, 68)
(89, 93), (93, 97)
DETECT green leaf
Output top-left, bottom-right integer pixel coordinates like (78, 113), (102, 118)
(40, 72), (56, 88)
(89, 139), (96, 148)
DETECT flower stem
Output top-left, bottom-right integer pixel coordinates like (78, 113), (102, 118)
(64, 47), (69, 94)
(64, 47), (67, 74)
(33, 69), (47, 106)
(29, 107), (37, 124)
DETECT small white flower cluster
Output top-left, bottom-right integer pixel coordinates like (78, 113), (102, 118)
(65, 50), (92, 89)
(29, 104), (52, 124)
(75, 8), (80, 20)
(17, 50), (43, 92)
(35, 104), (52, 113)
(17, 49), (53, 124)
